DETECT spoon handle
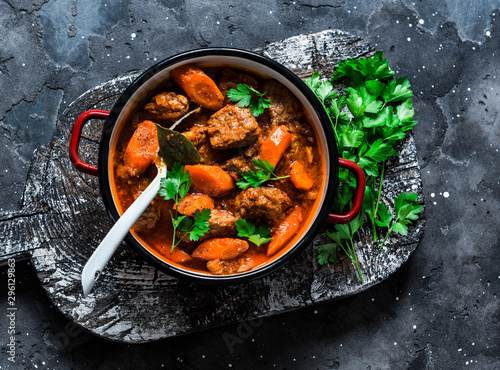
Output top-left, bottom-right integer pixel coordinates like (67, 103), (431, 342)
(82, 164), (166, 297)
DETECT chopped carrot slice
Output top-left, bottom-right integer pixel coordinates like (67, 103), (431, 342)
(267, 207), (303, 256)
(290, 161), (314, 191)
(258, 125), (292, 167)
(171, 64), (224, 111)
(184, 165), (235, 197)
(176, 193), (214, 216)
(192, 238), (249, 261)
(168, 247), (193, 263)
(122, 120), (159, 176)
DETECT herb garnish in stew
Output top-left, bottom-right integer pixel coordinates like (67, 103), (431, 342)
(236, 159), (290, 190)
(157, 162), (212, 251)
(226, 84), (271, 117)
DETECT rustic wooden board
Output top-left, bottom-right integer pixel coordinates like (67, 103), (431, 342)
(0, 30), (425, 342)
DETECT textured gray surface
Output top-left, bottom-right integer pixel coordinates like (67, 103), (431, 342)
(0, 1), (499, 369)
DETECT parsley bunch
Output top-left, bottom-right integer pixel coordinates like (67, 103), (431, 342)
(158, 162), (211, 252)
(227, 84), (271, 117)
(236, 159), (289, 190)
(305, 51), (422, 281)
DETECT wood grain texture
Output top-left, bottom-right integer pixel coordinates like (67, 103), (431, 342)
(0, 30), (425, 342)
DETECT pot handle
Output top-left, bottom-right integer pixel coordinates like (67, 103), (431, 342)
(69, 109), (110, 177)
(327, 158), (366, 224)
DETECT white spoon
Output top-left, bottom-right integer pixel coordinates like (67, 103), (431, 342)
(81, 107), (201, 297)
(81, 159), (167, 297)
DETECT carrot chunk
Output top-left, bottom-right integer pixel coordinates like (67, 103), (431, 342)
(122, 120), (159, 177)
(171, 64), (224, 111)
(168, 247), (193, 263)
(192, 238), (249, 261)
(258, 125), (292, 167)
(266, 206), (303, 256)
(184, 165), (235, 197)
(176, 193), (215, 216)
(290, 161), (314, 191)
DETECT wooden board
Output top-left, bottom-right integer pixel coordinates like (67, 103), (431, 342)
(0, 30), (425, 342)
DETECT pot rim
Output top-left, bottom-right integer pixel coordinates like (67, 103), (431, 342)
(98, 47), (338, 284)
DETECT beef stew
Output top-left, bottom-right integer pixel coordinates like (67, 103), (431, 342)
(110, 64), (325, 275)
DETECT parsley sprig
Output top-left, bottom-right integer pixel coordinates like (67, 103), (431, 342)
(236, 159), (290, 190)
(227, 84), (271, 117)
(306, 51), (422, 282)
(376, 193), (423, 249)
(321, 214), (365, 283)
(235, 219), (272, 247)
(158, 162), (211, 251)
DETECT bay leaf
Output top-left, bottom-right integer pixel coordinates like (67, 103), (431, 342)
(155, 124), (204, 168)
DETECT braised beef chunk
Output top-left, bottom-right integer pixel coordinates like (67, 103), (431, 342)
(218, 68), (259, 99)
(234, 187), (292, 224)
(206, 254), (257, 275)
(206, 105), (260, 150)
(133, 203), (160, 232)
(183, 125), (207, 147)
(183, 123), (234, 164)
(178, 209), (238, 252)
(206, 209), (237, 235)
(221, 155), (252, 181)
(261, 80), (304, 126)
(144, 92), (189, 120)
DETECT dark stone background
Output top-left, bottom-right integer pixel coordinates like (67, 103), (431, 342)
(1, 1), (499, 369)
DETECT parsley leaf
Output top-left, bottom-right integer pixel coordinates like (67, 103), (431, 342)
(378, 193), (423, 248)
(158, 162), (191, 203)
(317, 243), (338, 265)
(362, 139), (399, 163)
(227, 84), (271, 117)
(227, 84), (252, 106)
(253, 158), (275, 173)
(374, 203), (392, 228)
(158, 162), (211, 251)
(381, 77), (413, 104)
(332, 51), (394, 85)
(180, 208), (212, 242)
(236, 170), (270, 190)
(236, 159), (289, 190)
(341, 125), (365, 148)
(235, 219), (272, 247)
